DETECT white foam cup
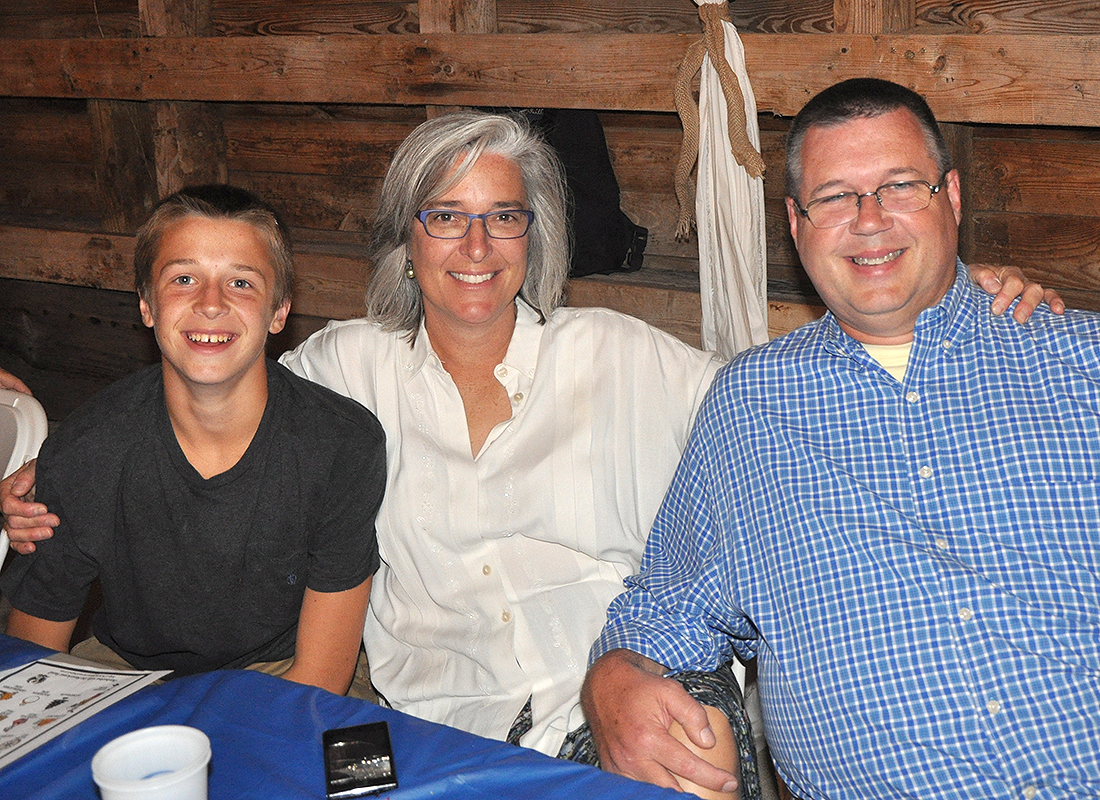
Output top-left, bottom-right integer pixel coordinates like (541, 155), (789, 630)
(91, 725), (211, 800)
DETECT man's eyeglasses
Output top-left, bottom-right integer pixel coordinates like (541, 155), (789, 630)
(416, 209), (534, 239)
(794, 178), (945, 229)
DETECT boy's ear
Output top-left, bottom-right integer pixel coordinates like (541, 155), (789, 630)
(138, 295), (155, 329)
(268, 298), (291, 335)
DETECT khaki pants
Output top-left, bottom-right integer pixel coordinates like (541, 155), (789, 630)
(70, 637), (377, 702)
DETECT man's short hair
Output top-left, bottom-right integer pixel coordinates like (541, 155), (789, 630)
(785, 78), (953, 199)
(134, 185), (293, 309)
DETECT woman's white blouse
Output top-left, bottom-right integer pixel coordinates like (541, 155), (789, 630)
(280, 302), (721, 755)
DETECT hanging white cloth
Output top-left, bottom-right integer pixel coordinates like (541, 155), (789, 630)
(679, 1), (768, 359)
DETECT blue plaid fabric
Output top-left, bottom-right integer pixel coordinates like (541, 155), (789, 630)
(594, 264), (1100, 800)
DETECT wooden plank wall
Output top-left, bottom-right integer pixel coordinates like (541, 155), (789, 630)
(1, 0), (1100, 420)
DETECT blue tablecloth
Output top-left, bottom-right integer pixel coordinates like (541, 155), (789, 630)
(0, 635), (680, 799)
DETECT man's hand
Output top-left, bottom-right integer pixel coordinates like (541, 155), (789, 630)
(0, 367), (32, 396)
(969, 264), (1066, 322)
(581, 649), (739, 796)
(1, 460), (57, 555)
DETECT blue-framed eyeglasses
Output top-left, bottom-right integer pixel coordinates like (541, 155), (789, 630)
(416, 209), (535, 239)
(795, 178), (945, 229)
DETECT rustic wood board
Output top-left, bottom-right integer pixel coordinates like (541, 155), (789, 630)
(3, 33), (1100, 125)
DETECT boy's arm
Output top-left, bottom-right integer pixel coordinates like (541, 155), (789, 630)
(281, 576), (372, 695)
(5, 608), (77, 653)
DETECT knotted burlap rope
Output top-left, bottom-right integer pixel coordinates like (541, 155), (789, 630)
(674, 1), (766, 240)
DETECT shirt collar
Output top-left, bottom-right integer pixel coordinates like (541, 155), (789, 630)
(400, 299), (544, 381)
(500, 300), (543, 380)
(820, 259), (979, 358)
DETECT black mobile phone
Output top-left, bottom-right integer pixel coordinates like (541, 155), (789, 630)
(322, 721), (399, 798)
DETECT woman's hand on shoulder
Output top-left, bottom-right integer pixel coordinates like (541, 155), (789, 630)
(2, 460), (57, 555)
(969, 263), (1066, 322)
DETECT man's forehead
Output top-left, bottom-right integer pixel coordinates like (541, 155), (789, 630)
(800, 111), (937, 178)
(802, 108), (921, 144)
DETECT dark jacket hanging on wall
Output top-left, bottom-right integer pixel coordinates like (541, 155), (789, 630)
(521, 108), (648, 278)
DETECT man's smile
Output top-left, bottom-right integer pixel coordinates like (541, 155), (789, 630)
(851, 248), (905, 267)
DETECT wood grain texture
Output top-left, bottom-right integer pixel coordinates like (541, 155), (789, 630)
(88, 99), (158, 233)
(0, 39), (145, 99)
(916, 0), (1100, 35)
(151, 100), (229, 195)
(498, 0), (700, 34)
(0, 0), (834, 38)
(0, 0), (139, 39)
(3, 33), (1100, 125)
(970, 135), (1100, 216)
(0, 106), (93, 163)
(213, 1), (418, 36)
(139, 0), (214, 37)
(229, 170), (385, 231)
(972, 212), (1100, 297)
(0, 278), (158, 421)
(420, 0), (496, 34)
(835, 0), (916, 33)
(224, 116), (416, 176)
(0, 162), (106, 229)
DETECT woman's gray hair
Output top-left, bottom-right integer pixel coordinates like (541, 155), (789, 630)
(365, 110), (571, 338)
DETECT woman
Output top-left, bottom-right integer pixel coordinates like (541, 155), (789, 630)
(278, 111), (733, 769)
(0, 112), (1061, 797)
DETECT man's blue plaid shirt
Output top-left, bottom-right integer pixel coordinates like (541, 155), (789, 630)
(594, 264), (1100, 800)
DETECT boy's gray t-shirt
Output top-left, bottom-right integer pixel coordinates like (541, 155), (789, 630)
(1, 360), (385, 675)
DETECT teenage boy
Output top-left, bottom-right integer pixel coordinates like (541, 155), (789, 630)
(2, 185), (386, 696)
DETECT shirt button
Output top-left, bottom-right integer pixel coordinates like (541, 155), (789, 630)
(959, 607), (973, 622)
(1023, 786), (1039, 799)
(986, 699), (1001, 714)
(918, 465), (934, 479)
(495, 365), (508, 378)
(501, 610), (512, 623)
(482, 564), (492, 576)
(512, 392), (524, 402)
(935, 537), (949, 550)
(905, 391), (919, 404)
(941, 339), (952, 350)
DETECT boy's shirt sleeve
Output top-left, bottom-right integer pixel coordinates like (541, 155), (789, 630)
(0, 446), (99, 622)
(304, 409), (386, 593)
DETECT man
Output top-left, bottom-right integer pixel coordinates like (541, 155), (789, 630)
(1, 186), (386, 696)
(582, 78), (1100, 799)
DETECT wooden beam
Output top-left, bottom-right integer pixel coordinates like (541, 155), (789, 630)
(0, 227), (134, 292)
(3, 34), (1100, 126)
